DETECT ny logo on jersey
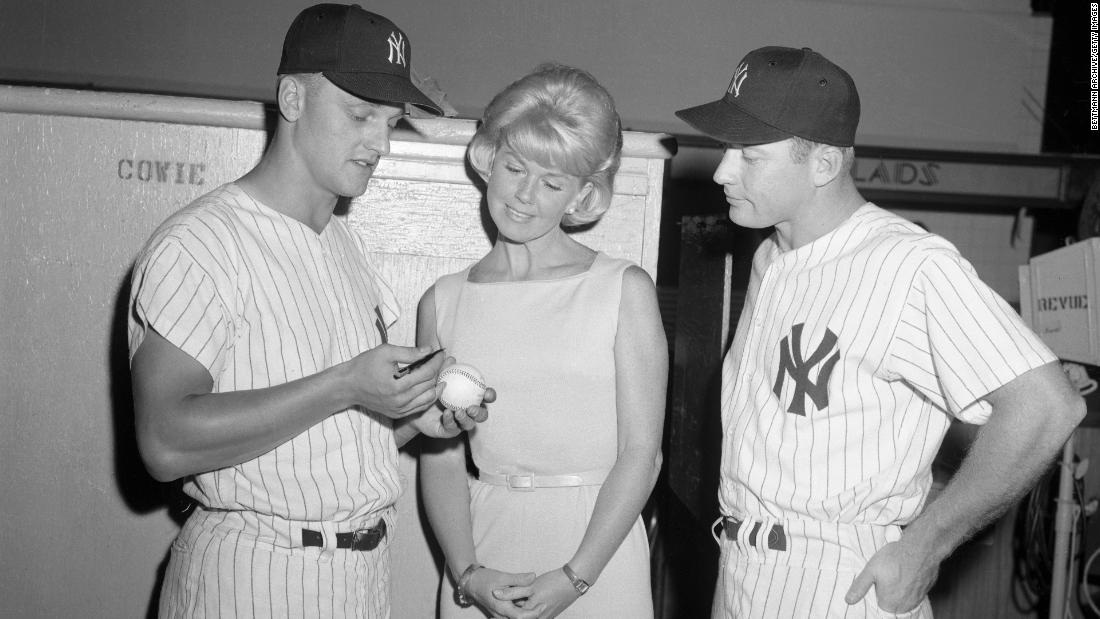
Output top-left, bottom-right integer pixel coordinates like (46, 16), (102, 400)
(373, 306), (389, 344)
(387, 32), (407, 67)
(773, 323), (840, 416)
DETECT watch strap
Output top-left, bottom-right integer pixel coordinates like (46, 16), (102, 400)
(561, 563), (590, 595)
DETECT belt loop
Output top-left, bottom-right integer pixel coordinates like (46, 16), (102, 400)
(755, 517), (773, 560)
(710, 516), (724, 546)
(735, 516), (752, 552)
(748, 521), (763, 560)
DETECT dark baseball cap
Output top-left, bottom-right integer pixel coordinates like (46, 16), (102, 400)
(278, 3), (442, 115)
(676, 46), (859, 147)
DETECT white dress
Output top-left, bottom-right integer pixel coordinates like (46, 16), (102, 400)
(433, 252), (654, 618)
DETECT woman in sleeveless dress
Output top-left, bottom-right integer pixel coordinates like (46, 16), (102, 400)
(418, 64), (668, 619)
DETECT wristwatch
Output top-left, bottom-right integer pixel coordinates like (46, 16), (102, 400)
(561, 563), (590, 595)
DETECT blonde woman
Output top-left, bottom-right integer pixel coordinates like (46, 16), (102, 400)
(419, 64), (667, 619)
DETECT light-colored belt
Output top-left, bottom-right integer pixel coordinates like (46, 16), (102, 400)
(477, 469), (608, 491)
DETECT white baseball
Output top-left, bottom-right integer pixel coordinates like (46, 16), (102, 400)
(438, 363), (487, 410)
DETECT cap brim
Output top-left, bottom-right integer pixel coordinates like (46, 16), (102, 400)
(326, 71), (443, 116)
(675, 99), (791, 146)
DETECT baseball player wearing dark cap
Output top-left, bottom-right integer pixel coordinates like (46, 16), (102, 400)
(677, 46), (1084, 617)
(128, 5), (488, 616)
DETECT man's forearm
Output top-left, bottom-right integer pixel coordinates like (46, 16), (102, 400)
(903, 362), (1084, 562)
(137, 363), (355, 481)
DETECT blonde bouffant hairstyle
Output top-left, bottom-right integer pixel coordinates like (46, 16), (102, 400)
(467, 64), (623, 227)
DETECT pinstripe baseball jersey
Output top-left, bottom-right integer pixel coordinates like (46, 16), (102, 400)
(712, 203), (1055, 617)
(128, 183), (401, 617)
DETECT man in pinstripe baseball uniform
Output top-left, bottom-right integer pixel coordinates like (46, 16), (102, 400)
(127, 5), (488, 617)
(677, 46), (1085, 617)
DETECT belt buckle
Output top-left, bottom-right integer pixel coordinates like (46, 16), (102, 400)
(506, 473), (535, 491)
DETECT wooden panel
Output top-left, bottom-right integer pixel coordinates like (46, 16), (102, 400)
(0, 110), (264, 619)
(355, 119), (666, 280)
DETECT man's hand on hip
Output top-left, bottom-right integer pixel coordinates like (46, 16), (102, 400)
(845, 537), (938, 613)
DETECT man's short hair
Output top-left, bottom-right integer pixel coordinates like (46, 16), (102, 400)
(788, 136), (855, 174)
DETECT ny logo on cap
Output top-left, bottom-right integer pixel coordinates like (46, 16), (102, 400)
(727, 62), (749, 98)
(387, 32), (407, 67)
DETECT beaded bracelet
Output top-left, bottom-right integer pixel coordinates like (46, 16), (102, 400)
(454, 563), (483, 608)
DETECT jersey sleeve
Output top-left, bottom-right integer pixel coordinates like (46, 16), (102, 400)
(883, 249), (1056, 424)
(128, 231), (236, 379)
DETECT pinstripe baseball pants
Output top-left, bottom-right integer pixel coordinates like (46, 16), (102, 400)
(158, 508), (391, 618)
(711, 517), (933, 618)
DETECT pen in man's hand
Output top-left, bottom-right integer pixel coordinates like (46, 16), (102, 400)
(393, 348), (444, 379)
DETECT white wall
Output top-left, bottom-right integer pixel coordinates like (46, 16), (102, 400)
(2, 0), (1051, 153)
(0, 101), (267, 618)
